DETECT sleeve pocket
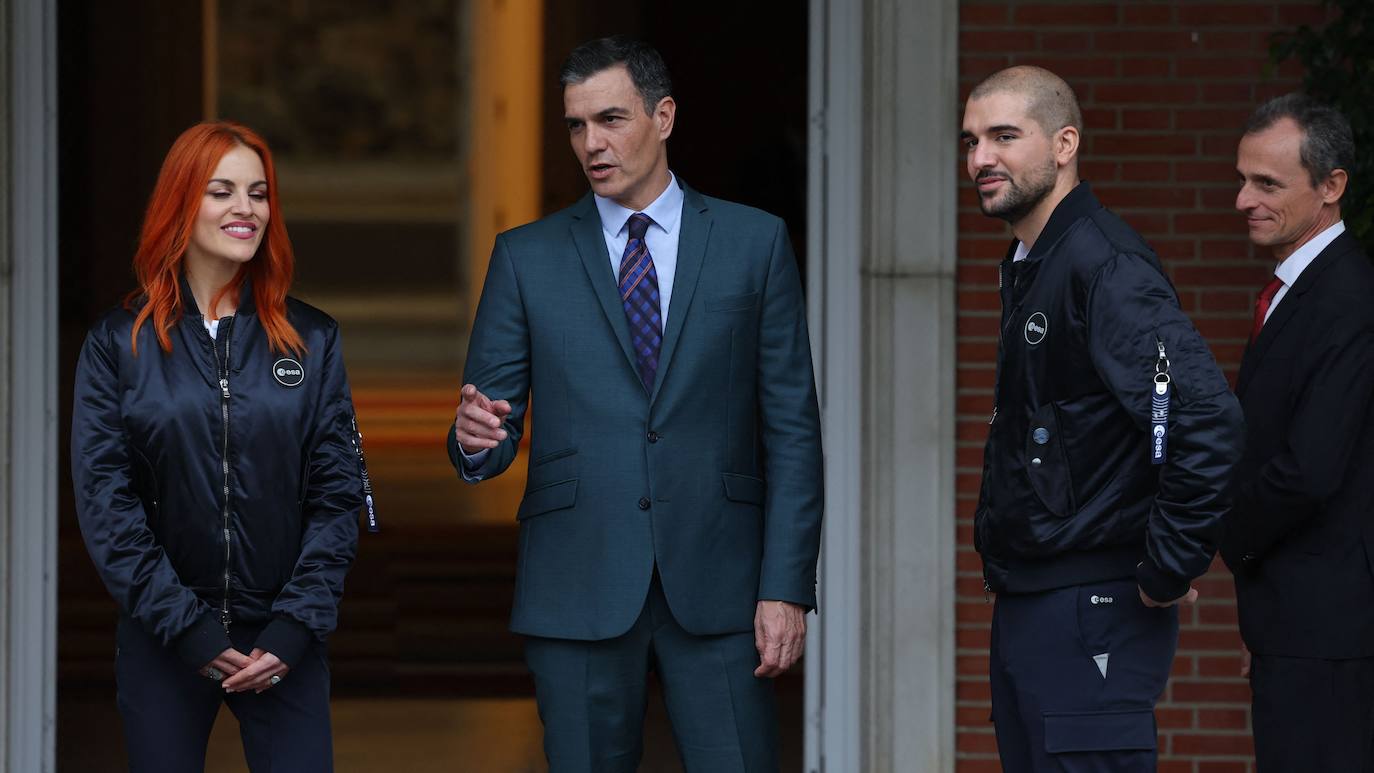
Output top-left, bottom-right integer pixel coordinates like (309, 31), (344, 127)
(517, 479), (578, 521)
(1043, 709), (1157, 753)
(706, 292), (759, 312)
(1157, 320), (1230, 403)
(722, 472), (766, 505)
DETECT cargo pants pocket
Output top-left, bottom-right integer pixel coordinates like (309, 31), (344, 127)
(1043, 708), (1157, 771)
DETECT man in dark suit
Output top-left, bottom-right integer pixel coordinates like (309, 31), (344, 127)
(1223, 94), (1374, 771)
(446, 37), (823, 773)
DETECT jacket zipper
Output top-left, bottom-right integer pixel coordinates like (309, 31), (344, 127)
(210, 318), (234, 632)
(990, 259), (1023, 426)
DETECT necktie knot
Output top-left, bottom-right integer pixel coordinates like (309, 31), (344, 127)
(1258, 276), (1284, 305)
(627, 213), (652, 242)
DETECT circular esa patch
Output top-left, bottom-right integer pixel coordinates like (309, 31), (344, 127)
(1024, 312), (1048, 346)
(272, 358), (305, 387)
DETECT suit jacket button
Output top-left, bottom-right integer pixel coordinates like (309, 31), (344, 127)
(647, 431), (659, 443)
(638, 497), (651, 510)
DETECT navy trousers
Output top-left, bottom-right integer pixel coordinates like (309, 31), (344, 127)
(1250, 653), (1374, 772)
(114, 615), (334, 773)
(523, 573), (778, 773)
(989, 578), (1178, 772)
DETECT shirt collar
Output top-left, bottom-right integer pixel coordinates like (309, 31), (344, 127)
(1012, 241), (1030, 262)
(1274, 220), (1345, 287)
(594, 171), (683, 238)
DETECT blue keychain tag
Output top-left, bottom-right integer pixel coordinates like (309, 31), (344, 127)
(1151, 341), (1170, 465)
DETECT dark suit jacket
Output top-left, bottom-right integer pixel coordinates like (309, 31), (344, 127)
(448, 180), (824, 641)
(1222, 230), (1374, 658)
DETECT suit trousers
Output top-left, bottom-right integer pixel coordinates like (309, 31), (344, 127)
(1250, 653), (1374, 772)
(523, 572), (778, 773)
(114, 615), (334, 773)
(990, 578), (1178, 772)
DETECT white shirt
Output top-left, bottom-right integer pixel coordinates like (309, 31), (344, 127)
(1265, 220), (1345, 323)
(460, 173), (686, 475)
(204, 317), (221, 340)
(593, 171), (684, 325)
(1012, 241), (1030, 263)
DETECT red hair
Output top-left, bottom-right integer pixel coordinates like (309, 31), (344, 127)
(127, 121), (304, 357)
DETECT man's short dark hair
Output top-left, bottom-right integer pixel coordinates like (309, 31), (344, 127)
(559, 36), (672, 116)
(1244, 93), (1356, 189)
(969, 65), (1083, 135)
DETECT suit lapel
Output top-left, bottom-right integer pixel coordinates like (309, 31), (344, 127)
(1237, 293), (1299, 396)
(569, 194), (640, 379)
(651, 185), (712, 400)
(1237, 232), (1358, 396)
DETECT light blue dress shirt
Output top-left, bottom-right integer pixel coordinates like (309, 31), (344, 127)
(460, 173), (686, 474)
(594, 171), (684, 325)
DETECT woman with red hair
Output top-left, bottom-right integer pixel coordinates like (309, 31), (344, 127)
(71, 122), (371, 772)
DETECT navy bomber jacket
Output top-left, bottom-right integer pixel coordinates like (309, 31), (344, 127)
(71, 278), (364, 670)
(975, 183), (1245, 602)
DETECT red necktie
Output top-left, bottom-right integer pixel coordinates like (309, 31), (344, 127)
(1250, 276), (1285, 342)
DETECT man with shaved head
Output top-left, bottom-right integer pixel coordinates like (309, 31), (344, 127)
(962, 67), (1243, 771)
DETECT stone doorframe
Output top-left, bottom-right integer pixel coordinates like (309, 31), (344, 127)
(1, 0), (59, 770)
(804, 0), (959, 770)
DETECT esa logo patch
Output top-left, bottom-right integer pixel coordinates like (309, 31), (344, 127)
(272, 358), (305, 387)
(1024, 312), (1049, 345)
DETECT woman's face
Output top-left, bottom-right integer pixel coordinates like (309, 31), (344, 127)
(186, 144), (269, 270)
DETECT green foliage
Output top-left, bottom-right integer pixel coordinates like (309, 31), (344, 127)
(1272, 0), (1374, 253)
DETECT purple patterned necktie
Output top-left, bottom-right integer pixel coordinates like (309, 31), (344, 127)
(618, 213), (663, 390)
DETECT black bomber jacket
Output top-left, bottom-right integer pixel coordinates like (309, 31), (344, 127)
(975, 183), (1245, 602)
(71, 278), (367, 670)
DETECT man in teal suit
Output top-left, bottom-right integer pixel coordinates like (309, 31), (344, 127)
(447, 36), (823, 772)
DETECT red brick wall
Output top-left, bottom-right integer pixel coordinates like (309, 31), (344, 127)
(955, 2), (1328, 770)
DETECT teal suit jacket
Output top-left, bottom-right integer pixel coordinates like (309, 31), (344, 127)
(449, 181), (823, 641)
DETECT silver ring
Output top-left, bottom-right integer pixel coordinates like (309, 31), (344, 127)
(204, 667), (224, 681)
(269, 675), (282, 686)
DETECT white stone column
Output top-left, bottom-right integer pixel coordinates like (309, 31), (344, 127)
(0, 0), (9, 757)
(805, 0), (958, 770)
(1, 0), (59, 769)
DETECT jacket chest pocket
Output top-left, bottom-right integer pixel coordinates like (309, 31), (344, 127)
(705, 291), (758, 313)
(1025, 403), (1077, 518)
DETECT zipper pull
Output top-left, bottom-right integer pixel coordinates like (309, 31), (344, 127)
(1156, 340), (1171, 376)
(984, 578), (993, 603)
(1155, 338), (1171, 391)
(220, 378), (230, 399)
(988, 406), (998, 426)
